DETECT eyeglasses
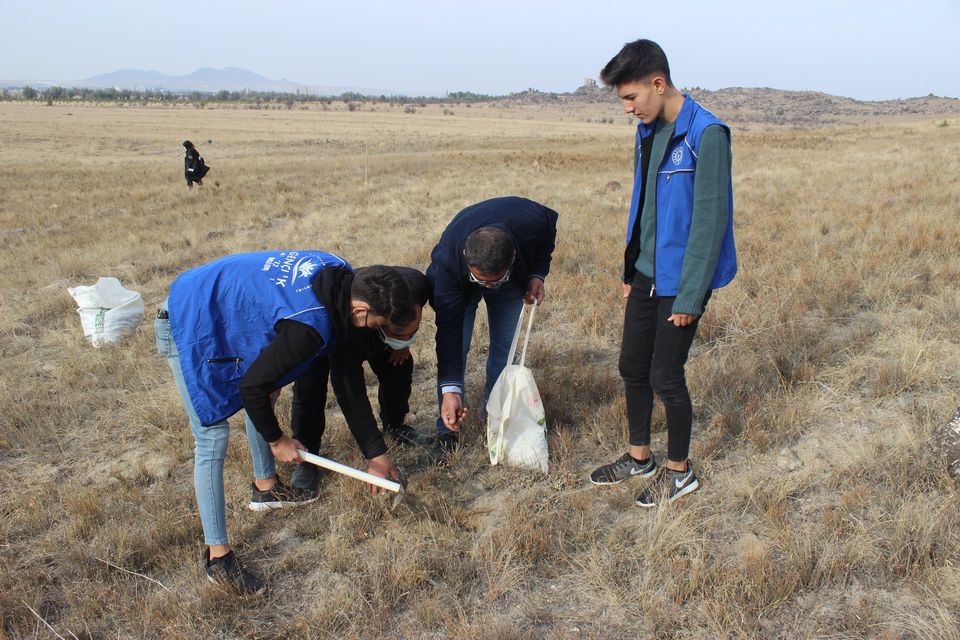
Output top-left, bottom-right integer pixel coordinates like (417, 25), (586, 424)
(467, 263), (512, 288)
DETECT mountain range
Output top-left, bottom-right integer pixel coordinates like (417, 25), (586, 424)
(82, 67), (304, 92)
(8, 67), (391, 96)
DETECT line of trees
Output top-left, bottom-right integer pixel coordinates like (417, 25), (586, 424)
(0, 86), (504, 106)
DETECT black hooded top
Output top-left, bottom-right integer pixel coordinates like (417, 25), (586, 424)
(238, 266), (388, 459)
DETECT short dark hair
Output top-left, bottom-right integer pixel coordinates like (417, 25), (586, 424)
(464, 227), (515, 275)
(392, 266), (432, 307)
(351, 266), (416, 327)
(600, 39), (672, 88)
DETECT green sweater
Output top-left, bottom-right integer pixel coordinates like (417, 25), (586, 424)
(635, 119), (731, 315)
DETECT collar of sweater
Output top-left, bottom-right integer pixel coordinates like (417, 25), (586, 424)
(312, 266), (354, 345)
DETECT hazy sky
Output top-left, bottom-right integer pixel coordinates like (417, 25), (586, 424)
(2, 0), (958, 100)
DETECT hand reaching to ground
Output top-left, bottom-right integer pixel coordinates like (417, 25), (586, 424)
(441, 392), (466, 431)
(269, 435), (305, 462)
(367, 454), (400, 494)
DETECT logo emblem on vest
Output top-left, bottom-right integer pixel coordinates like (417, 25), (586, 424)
(671, 147), (683, 165)
(293, 258), (318, 281)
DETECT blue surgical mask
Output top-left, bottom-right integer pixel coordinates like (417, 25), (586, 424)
(379, 326), (416, 350)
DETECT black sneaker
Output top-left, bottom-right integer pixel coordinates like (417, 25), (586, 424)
(385, 424), (434, 447)
(290, 463), (322, 493)
(635, 462), (700, 508)
(248, 478), (319, 512)
(589, 452), (658, 485)
(427, 433), (459, 465)
(204, 549), (265, 595)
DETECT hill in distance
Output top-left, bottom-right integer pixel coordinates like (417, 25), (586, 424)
(5, 68), (958, 129)
(79, 67), (387, 96)
(506, 83), (960, 129)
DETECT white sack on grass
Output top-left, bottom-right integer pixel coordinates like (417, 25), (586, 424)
(486, 363), (549, 472)
(486, 303), (549, 473)
(67, 277), (144, 347)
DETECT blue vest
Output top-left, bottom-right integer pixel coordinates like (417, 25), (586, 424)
(168, 251), (349, 425)
(627, 96), (737, 295)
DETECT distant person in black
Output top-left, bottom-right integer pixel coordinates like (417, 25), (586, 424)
(183, 140), (210, 188)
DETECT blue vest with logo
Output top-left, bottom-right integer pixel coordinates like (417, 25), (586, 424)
(168, 250), (349, 425)
(627, 96), (737, 295)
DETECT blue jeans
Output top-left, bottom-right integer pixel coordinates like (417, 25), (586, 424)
(155, 300), (275, 546)
(436, 285), (525, 436)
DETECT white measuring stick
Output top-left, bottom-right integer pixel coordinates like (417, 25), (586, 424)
(297, 450), (403, 494)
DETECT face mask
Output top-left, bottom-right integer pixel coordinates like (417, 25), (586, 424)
(378, 326), (416, 350)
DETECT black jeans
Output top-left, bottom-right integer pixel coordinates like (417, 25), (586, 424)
(619, 273), (710, 463)
(360, 335), (413, 429)
(290, 358), (329, 455)
(292, 332), (414, 453)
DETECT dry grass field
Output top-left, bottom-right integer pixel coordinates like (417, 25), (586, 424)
(1, 98), (959, 639)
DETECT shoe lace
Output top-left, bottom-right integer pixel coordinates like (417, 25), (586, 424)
(613, 453), (634, 471)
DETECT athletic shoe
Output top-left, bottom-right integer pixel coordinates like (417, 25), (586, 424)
(248, 478), (318, 512)
(427, 433), (459, 465)
(589, 452), (658, 485)
(635, 462), (700, 508)
(204, 549), (265, 595)
(290, 462), (322, 493)
(385, 424), (434, 447)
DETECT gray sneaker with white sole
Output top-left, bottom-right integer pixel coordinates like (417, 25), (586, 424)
(204, 549), (265, 595)
(635, 462), (700, 507)
(589, 452), (658, 485)
(248, 478), (318, 512)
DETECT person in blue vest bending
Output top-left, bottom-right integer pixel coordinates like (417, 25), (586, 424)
(588, 40), (737, 507)
(289, 267), (435, 493)
(427, 196), (558, 463)
(155, 251), (417, 594)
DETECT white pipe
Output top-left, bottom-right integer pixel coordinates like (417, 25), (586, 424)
(298, 450), (403, 494)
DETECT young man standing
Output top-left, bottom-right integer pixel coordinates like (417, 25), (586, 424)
(589, 40), (737, 506)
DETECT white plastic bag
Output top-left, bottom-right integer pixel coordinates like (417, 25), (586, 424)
(67, 277), (144, 347)
(486, 302), (549, 473)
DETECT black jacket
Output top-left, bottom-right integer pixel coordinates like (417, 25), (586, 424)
(184, 148), (209, 181)
(426, 196), (558, 390)
(237, 266), (388, 459)
(315, 266), (390, 459)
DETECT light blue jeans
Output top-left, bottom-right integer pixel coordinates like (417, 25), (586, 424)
(155, 300), (275, 546)
(436, 284), (525, 436)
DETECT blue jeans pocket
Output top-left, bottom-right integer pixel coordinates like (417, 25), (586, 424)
(155, 317), (174, 358)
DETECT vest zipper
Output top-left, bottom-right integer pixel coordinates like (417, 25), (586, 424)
(651, 130), (684, 298)
(207, 356), (243, 374)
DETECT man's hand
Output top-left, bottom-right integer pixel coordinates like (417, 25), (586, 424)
(525, 277), (546, 305)
(667, 313), (698, 327)
(367, 453), (400, 495)
(622, 283), (631, 298)
(441, 392), (467, 432)
(387, 346), (411, 366)
(269, 435), (305, 463)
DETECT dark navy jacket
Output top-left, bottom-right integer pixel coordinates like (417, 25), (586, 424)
(168, 251), (348, 425)
(427, 196), (558, 391)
